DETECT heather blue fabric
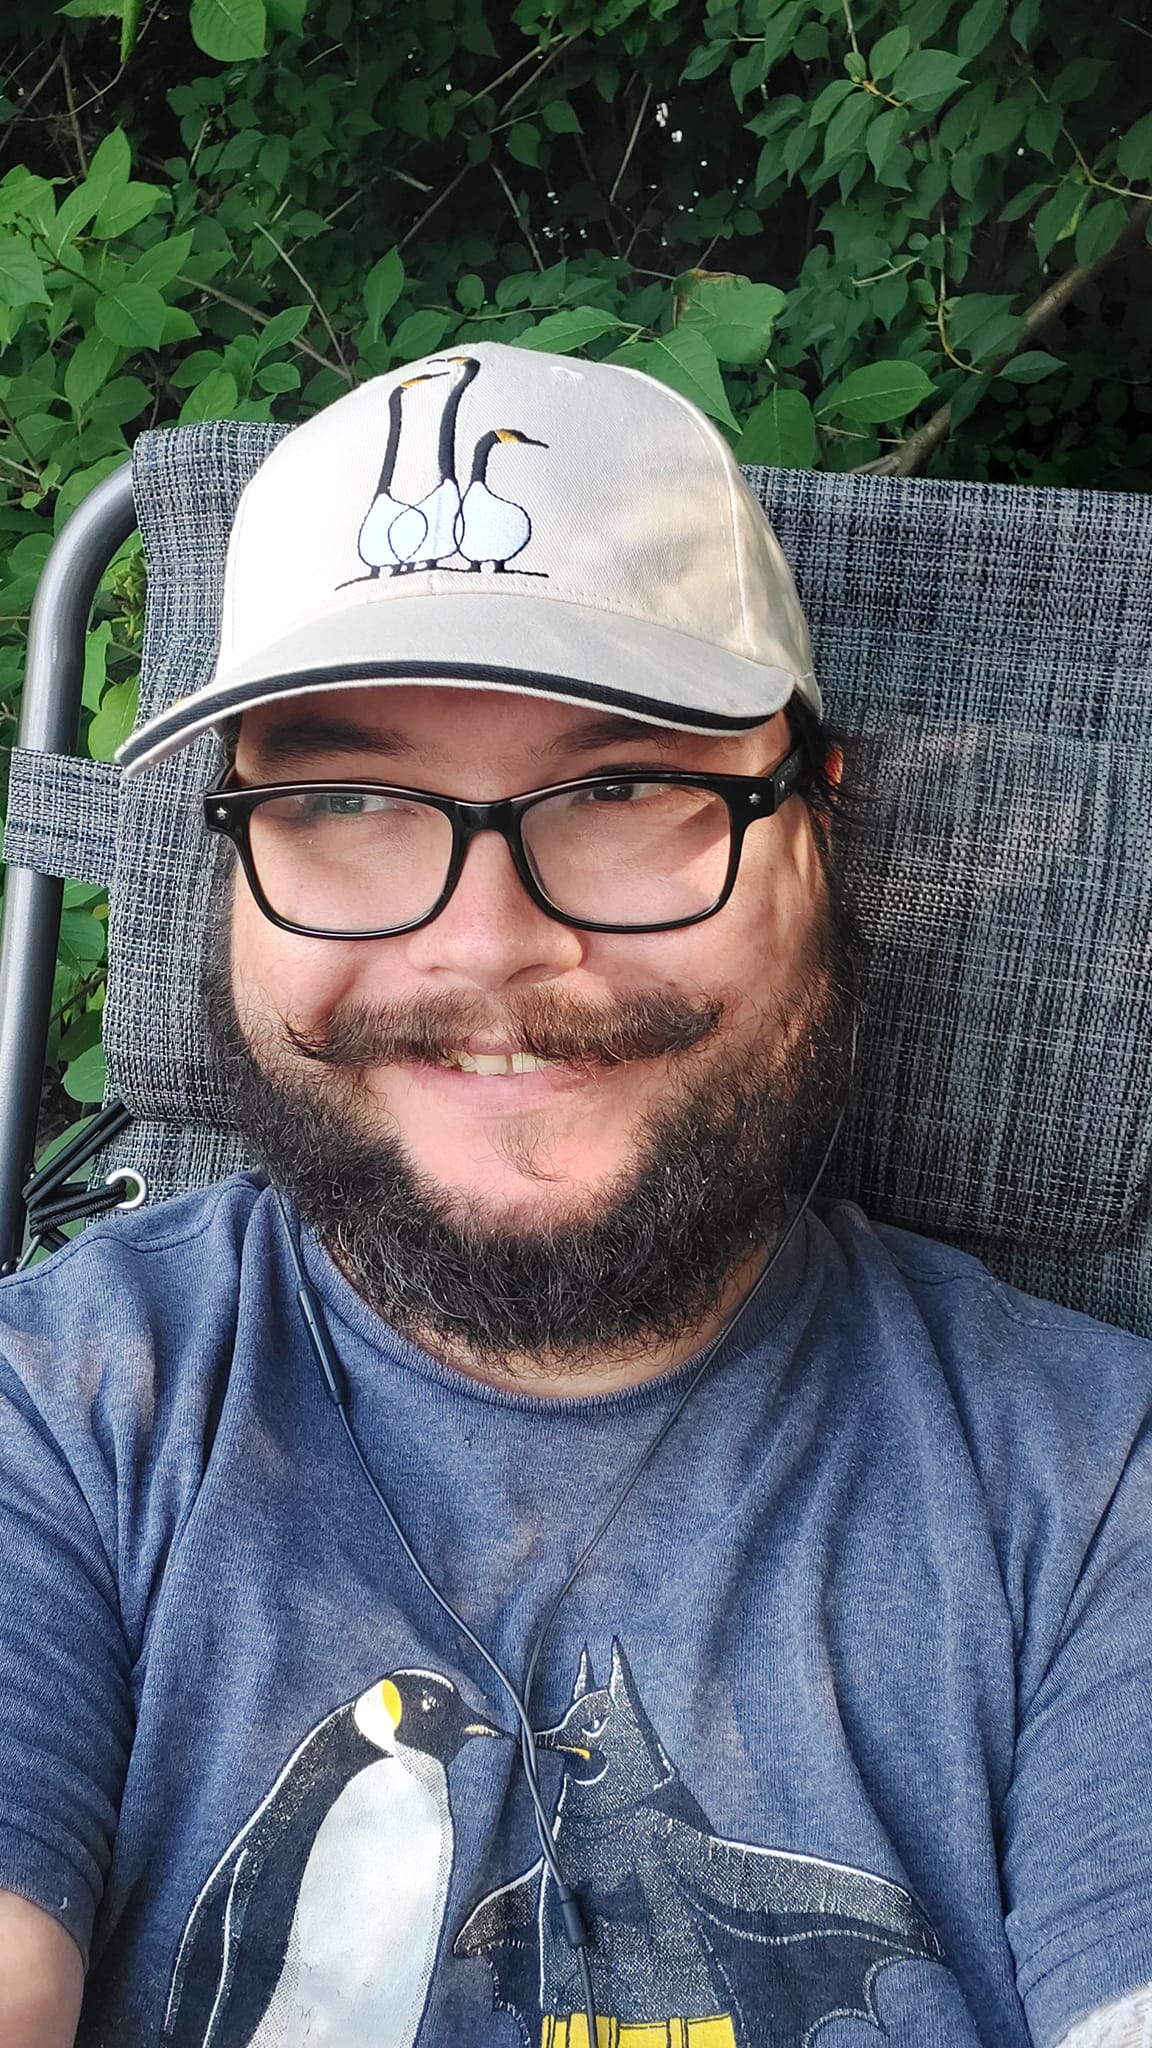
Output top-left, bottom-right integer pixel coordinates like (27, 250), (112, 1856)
(0, 1177), (1150, 2048)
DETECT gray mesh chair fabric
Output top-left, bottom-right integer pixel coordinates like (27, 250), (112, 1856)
(4, 423), (1150, 1334)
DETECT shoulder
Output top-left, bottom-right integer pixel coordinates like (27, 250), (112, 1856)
(0, 1171), (268, 1326)
(809, 1198), (1152, 1491)
(0, 1171), (273, 1467)
(816, 1197), (1152, 1390)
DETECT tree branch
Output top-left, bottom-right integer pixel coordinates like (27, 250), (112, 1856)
(857, 197), (1152, 477)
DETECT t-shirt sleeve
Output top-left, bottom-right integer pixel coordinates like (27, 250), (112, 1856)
(1002, 1408), (1152, 2047)
(0, 1351), (134, 1962)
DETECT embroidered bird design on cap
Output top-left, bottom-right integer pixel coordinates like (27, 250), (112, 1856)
(351, 355), (547, 583)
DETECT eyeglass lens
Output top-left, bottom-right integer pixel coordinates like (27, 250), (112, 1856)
(246, 782), (735, 932)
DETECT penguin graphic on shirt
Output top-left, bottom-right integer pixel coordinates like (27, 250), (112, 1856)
(163, 1669), (501, 2048)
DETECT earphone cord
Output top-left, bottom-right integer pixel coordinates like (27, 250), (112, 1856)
(277, 1087), (846, 2041)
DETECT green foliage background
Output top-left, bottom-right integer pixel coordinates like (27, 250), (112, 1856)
(0, 0), (1148, 1127)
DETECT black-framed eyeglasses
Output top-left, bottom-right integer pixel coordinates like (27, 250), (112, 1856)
(203, 744), (812, 939)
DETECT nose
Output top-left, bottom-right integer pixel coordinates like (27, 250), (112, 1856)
(401, 827), (585, 988)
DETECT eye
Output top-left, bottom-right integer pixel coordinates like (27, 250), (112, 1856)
(582, 782), (651, 805)
(581, 1714), (607, 1741)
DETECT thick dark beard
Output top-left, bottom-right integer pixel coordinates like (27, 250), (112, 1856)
(204, 880), (859, 1377)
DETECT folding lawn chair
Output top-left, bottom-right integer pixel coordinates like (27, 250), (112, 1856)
(1, 426), (1150, 1336)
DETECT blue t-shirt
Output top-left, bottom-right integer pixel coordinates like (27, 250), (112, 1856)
(0, 1176), (1150, 2048)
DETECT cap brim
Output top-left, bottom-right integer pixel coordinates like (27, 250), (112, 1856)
(116, 588), (816, 773)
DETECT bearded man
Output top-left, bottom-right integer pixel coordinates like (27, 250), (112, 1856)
(0, 346), (1149, 2048)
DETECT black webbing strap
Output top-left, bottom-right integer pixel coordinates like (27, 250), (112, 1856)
(19, 1100), (141, 1261)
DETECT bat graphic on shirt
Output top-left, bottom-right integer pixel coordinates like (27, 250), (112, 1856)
(456, 1642), (948, 2045)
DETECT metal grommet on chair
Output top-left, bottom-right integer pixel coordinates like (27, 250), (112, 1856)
(105, 1168), (147, 1212)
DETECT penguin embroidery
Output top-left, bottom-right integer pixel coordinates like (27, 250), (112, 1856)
(457, 428), (548, 572)
(355, 372), (447, 578)
(387, 354), (480, 569)
(456, 1643), (948, 2046)
(164, 1670), (502, 2048)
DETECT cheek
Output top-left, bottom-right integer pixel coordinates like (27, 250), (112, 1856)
(700, 815), (824, 1003)
(228, 880), (364, 1028)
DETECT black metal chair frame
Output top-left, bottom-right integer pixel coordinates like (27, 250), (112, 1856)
(0, 463), (137, 1269)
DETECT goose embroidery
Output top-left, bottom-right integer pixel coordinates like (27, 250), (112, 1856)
(458, 428), (547, 571)
(348, 357), (548, 581)
(355, 371), (447, 577)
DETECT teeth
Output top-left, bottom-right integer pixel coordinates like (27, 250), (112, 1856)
(447, 1050), (556, 1075)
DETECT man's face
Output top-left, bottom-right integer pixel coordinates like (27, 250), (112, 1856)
(227, 684), (832, 1232)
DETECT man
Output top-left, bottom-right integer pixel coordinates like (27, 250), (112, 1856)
(0, 344), (1149, 2048)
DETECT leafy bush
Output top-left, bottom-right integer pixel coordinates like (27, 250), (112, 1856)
(0, 0), (1148, 1124)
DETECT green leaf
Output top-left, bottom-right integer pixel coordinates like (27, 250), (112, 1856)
(1116, 110), (1152, 182)
(257, 135), (290, 187)
(265, 0), (308, 27)
(50, 182), (101, 252)
(515, 307), (625, 351)
(999, 179), (1049, 222)
(81, 620), (112, 713)
(946, 291), (1017, 352)
(611, 329), (740, 433)
(679, 278), (786, 365)
(190, 0), (267, 60)
(1074, 197), (1128, 268)
(1033, 183), (1088, 266)
(254, 304), (311, 358)
(845, 51), (867, 82)
(541, 99), (582, 134)
(890, 48), (967, 110)
(58, 910), (107, 966)
(680, 38), (731, 83)
(1053, 57), (1108, 103)
(93, 282), (169, 349)
(364, 247), (405, 342)
(62, 1043), (107, 1106)
(0, 237), (49, 308)
(126, 229), (195, 291)
(1008, 0), (1041, 45)
(254, 360), (301, 393)
(456, 273), (485, 311)
(59, 0), (121, 13)
(730, 41), (770, 104)
(970, 96), (1027, 157)
(79, 128), (131, 217)
(92, 182), (160, 239)
(391, 308), (452, 359)
(507, 122), (541, 167)
(822, 89), (874, 161)
(177, 368), (240, 423)
(956, 0), (1006, 60)
(88, 677), (139, 762)
(997, 349), (1066, 383)
(818, 359), (934, 422)
(809, 78), (856, 125)
(867, 106), (906, 175)
(736, 386), (815, 466)
(120, 0), (142, 59)
(159, 306), (199, 345)
(869, 24), (910, 79)
(1025, 103), (1062, 162)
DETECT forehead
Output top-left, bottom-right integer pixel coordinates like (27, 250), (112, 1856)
(236, 683), (773, 769)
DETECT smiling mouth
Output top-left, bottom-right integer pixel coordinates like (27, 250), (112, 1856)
(441, 1050), (565, 1075)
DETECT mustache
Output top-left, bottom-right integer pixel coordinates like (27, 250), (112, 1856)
(278, 988), (726, 1069)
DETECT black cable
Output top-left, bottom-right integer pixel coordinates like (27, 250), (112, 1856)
(276, 1070), (849, 2040)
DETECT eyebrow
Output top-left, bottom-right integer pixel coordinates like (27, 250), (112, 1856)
(248, 716), (418, 766)
(533, 714), (688, 762)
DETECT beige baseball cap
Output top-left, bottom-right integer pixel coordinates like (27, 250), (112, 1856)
(118, 341), (820, 774)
